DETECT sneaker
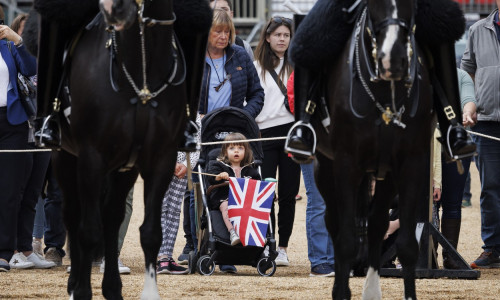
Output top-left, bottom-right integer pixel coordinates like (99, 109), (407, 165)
(9, 252), (35, 269)
(45, 248), (63, 266)
(26, 252), (56, 269)
(100, 258), (131, 274)
(470, 250), (500, 269)
(462, 199), (471, 207)
(230, 230), (241, 246)
(219, 264), (237, 273)
(157, 258), (188, 275)
(275, 248), (290, 266)
(177, 243), (194, 265)
(32, 239), (43, 256)
(295, 195), (302, 201)
(0, 259), (10, 272)
(310, 263), (335, 277)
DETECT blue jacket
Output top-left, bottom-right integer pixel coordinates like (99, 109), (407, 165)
(0, 41), (37, 125)
(198, 44), (264, 118)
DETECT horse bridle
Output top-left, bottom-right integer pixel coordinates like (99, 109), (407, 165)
(351, 4), (419, 129)
(112, 0), (185, 104)
(364, 2), (417, 87)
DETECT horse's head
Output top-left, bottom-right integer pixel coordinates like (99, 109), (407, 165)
(99, 0), (137, 31)
(367, 0), (414, 81)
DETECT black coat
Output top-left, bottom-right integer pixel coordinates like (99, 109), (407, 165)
(207, 160), (261, 210)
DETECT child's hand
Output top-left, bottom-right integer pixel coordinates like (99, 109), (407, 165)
(216, 172), (229, 181)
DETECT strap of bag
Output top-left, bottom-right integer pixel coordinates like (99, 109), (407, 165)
(269, 69), (291, 112)
(269, 69), (288, 98)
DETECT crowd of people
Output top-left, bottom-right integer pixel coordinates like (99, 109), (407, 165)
(1, 0), (499, 280)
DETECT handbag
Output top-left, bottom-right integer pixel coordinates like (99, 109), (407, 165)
(269, 69), (291, 113)
(7, 42), (37, 119)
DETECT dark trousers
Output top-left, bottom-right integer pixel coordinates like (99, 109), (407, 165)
(182, 189), (194, 248)
(439, 155), (472, 220)
(18, 149), (51, 252)
(43, 164), (66, 256)
(0, 108), (29, 261)
(260, 123), (301, 248)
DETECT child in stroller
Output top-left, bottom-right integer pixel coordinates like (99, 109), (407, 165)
(207, 132), (261, 246)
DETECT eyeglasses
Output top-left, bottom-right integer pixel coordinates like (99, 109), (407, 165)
(271, 16), (292, 26)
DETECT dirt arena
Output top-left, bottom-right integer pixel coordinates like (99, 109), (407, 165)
(1, 162), (499, 299)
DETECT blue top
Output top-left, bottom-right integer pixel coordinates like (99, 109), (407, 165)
(198, 44), (264, 119)
(0, 41), (37, 125)
(205, 55), (231, 113)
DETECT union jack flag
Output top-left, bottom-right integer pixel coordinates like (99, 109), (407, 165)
(227, 177), (276, 247)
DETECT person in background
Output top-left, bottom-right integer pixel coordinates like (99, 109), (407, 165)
(157, 114), (201, 275)
(287, 71), (335, 276)
(209, 0), (254, 60)
(253, 16), (299, 267)
(196, 9), (264, 273)
(198, 9), (264, 118)
(460, 2), (500, 268)
(435, 68), (477, 269)
(0, 7), (44, 271)
(207, 133), (261, 246)
(178, 0), (258, 265)
(12, 13), (54, 266)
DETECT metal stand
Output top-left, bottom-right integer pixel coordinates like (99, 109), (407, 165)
(379, 134), (480, 279)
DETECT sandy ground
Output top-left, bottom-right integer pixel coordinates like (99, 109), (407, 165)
(1, 162), (500, 299)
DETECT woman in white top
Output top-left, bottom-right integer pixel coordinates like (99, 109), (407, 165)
(253, 16), (299, 267)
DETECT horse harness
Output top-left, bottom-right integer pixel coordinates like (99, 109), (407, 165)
(347, 4), (421, 179)
(105, 1), (186, 171)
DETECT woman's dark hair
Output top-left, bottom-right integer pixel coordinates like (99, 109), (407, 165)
(218, 132), (253, 166)
(11, 14), (28, 34)
(254, 16), (293, 83)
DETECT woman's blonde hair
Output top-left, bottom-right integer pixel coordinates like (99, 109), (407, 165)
(218, 132), (253, 166)
(211, 8), (235, 45)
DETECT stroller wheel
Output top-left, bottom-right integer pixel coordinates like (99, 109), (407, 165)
(197, 255), (215, 276)
(257, 257), (276, 277)
(188, 250), (197, 274)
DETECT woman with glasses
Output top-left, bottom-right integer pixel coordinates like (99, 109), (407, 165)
(198, 8), (264, 118)
(253, 16), (299, 267)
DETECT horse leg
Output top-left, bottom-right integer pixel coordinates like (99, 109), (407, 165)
(101, 170), (139, 300)
(52, 150), (82, 298)
(71, 149), (106, 299)
(362, 175), (395, 300)
(139, 166), (173, 300)
(396, 158), (425, 300)
(316, 152), (359, 300)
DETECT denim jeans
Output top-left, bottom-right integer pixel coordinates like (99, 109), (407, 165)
(472, 121), (500, 252)
(33, 196), (46, 239)
(301, 162), (334, 267)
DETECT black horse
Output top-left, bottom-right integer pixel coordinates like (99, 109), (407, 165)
(48, 0), (195, 299)
(314, 0), (432, 299)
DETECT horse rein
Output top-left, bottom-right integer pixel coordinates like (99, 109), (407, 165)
(112, 0), (185, 105)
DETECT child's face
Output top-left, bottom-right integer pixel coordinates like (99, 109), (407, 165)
(227, 144), (245, 165)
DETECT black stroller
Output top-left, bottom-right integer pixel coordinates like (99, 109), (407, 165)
(189, 107), (278, 276)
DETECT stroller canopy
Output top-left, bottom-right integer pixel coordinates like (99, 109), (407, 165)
(201, 107), (264, 164)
